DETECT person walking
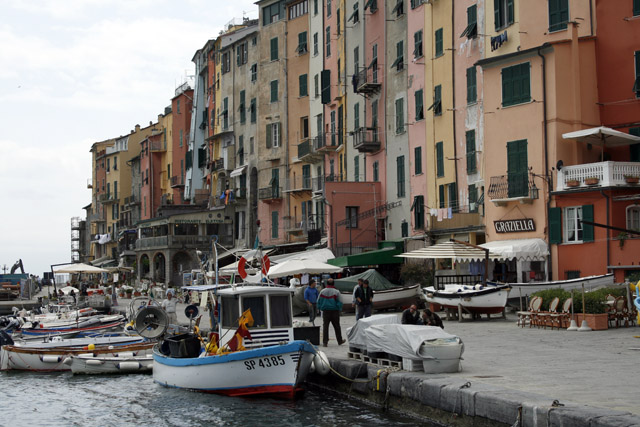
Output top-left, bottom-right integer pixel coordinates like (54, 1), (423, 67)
(304, 279), (319, 325)
(354, 279), (373, 320)
(317, 278), (345, 347)
(161, 290), (178, 325)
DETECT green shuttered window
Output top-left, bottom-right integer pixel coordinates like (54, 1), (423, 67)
(548, 0), (569, 32)
(466, 130), (476, 173)
(436, 142), (444, 177)
(502, 62), (531, 107)
(467, 67), (477, 104)
(435, 28), (443, 57)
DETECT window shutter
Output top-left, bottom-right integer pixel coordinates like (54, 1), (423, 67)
(439, 184), (445, 208)
(299, 74), (308, 97)
(549, 207), (562, 244)
(415, 89), (424, 119)
(276, 122), (281, 146)
(321, 69), (331, 104)
(507, 0), (514, 24)
(266, 124), (272, 148)
(415, 146), (422, 175)
(270, 37), (278, 60)
(448, 182), (458, 212)
(436, 142), (444, 177)
(582, 204), (594, 242)
(237, 46), (241, 66)
(494, 0), (501, 30)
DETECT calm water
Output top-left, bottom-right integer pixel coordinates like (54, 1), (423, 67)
(0, 372), (429, 426)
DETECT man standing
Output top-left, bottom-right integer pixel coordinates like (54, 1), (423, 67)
(354, 279), (373, 320)
(317, 278), (345, 347)
(304, 279), (319, 325)
(401, 304), (420, 324)
(161, 290), (178, 325)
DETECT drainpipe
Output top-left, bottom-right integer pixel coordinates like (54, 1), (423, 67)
(451, 0), (459, 217)
(601, 189), (610, 273)
(284, 21), (290, 241)
(537, 46), (551, 280)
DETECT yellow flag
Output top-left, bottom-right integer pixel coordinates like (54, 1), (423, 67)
(239, 308), (254, 328)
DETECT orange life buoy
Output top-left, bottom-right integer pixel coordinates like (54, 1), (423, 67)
(237, 251), (270, 279)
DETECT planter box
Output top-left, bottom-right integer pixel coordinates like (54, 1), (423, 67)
(572, 313), (608, 330)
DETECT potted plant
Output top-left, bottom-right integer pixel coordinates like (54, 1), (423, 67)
(584, 176), (600, 185)
(571, 287), (625, 330)
(624, 175), (639, 184)
(566, 179), (580, 188)
(617, 232), (629, 248)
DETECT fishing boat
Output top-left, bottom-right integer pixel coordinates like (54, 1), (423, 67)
(141, 284), (319, 398)
(422, 283), (511, 314)
(64, 353), (153, 375)
(490, 273), (615, 297)
(17, 314), (126, 338)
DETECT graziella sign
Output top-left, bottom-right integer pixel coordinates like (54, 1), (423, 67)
(494, 218), (536, 233)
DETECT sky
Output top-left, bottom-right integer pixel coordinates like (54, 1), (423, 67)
(0, 0), (258, 276)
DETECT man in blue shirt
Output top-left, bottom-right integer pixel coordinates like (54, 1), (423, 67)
(304, 279), (319, 325)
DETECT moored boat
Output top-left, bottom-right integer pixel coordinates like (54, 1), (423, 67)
(422, 283), (511, 314)
(491, 273), (615, 297)
(65, 353), (153, 375)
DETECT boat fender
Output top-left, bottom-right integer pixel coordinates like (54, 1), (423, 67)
(117, 362), (141, 370)
(313, 351), (330, 376)
(116, 352), (134, 358)
(86, 359), (105, 366)
(40, 355), (62, 363)
(62, 357), (73, 366)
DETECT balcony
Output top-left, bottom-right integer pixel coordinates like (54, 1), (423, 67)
(150, 140), (166, 152)
(258, 186), (282, 202)
(556, 161), (640, 191)
(234, 187), (247, 201)
(214, 158), (225, 171)
(353, 127), (381, 153)
(297, 138), (323, 163)
(430, 212), (483, 231)
(284, 176), (312, 197)
(354, 65), (381, 94)
(171, 175), (185, 188)
(98, 193), (120, 205)
(312, 176), (324, 194)
(487, 173), (539, 206)
(314, 133), (339, 152)
(135, 235), (211, 250)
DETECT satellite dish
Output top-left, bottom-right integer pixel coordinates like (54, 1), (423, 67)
(184, 304), (199, 320)
(134, 306), (168, 339)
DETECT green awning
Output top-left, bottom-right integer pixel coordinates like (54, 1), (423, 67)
(328, 246), (403, 267)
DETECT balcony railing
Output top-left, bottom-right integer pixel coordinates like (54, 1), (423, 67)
(214, 158), (225, 171)
(258, 187), (282, 201)
(297, 138), (323, 162)
(312, 176), (324, 194)
(235, 187), (247, 199)
(98, 193), (120, 204)
(135, 235), (211, 250)
(353, 127), (381, 153)
(487, 173), (538, 205)
(284, 176), (312, 194)
(150, 140), (166, 152)
(556, 161), (640, 191)
(354, 65), (381, 94)
(171, 175), (185, 187)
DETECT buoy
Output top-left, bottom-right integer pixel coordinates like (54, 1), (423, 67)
(566, 319), (579, 331)
(577, 320), (592, 332)
(313, 350), (330, 375)
(88, 343), (95, 350)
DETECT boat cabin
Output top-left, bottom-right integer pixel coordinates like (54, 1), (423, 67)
(217, 285), (294, 349)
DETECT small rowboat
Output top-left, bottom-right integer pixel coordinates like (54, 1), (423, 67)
(422, 283), (511, 314)
(65, 353), (153, 375)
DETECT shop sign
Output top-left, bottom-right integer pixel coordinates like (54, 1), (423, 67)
(494, 218), (535, 233)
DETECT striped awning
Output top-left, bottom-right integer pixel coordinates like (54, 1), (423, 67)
(397, 241), (501, 262)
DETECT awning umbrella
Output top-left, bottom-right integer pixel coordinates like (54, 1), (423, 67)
(53, 263), (109, 274)
(58, 286), (80, 295)
(267, 259), (343, 278)
(397, 241), (500, 262)
(562, 126), (640, 160)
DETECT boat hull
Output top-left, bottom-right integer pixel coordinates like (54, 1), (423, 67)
(68, 354), (153, 375)
(494, 273), (615, 297)
(339, 285), (421, 313)
(152, 340), (316, 398)
(422, 284), (511, 314)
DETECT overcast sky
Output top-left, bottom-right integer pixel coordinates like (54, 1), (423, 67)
(0, 0), (258, 276)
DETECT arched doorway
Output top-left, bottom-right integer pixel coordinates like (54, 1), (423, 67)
(153, 252), (166, 282)
(171, 251), (194, 287)
(139, 254), (150, 278)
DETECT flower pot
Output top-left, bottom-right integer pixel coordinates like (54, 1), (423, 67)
(572, 313), (608, 330)
(584, 178), (599, 186)
(566, 180), (580, 188)
(133, 291), (141, 297)
(625, 177), (639, 184)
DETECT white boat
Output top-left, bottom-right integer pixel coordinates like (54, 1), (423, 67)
(422, 283), (511, 314)
(146, 285), (319, 398)
(65, 353), (153, 375)
(491, 273), (615, 297)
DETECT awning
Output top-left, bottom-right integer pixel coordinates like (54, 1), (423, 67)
(479, 238), (549, 261)
(328, 246), (403, 267)
(230, 165), (247, 178)
(562, 126), (640, 147)
(398, 241), (501, 262)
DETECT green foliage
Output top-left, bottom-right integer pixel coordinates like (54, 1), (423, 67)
(532, 286), (627, 314)
(400, 261), (433, 287)
(531, 288), (571, 311)
(626, 272), (640, 284)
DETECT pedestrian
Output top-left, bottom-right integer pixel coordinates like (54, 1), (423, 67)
(304, 279), (319, 325)
(401, 304), (420, 324)
(354, 279), (373, 320)
(317, 278), (346, 347)
(352, 278), (364, 308)
(161, 290), (178, 325)
(421, 309), (444, 328)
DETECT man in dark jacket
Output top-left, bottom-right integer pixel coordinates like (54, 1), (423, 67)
(421, 309), (444, 328)
(354, 279), (373, 320)
(317, 278), (345, 347)
(401, 304), (420, 324)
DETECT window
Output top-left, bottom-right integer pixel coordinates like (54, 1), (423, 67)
(414, 30), (423, 58)
(373, 161), (379, 182)
(325, 27), (331, 57)
(494, 0), (514, 30)
(271, 211), (279, 238)
(349, 2), (359, 23)
(289, 0), (308, 19)
(354, 156), (359, 181)
(414, 146), (423, 175)
(113, 157), (117, 171)
(635, 0), (640, 16)
(397, 155), (405, 197)
(106, 158), (110, 172)
(439, 184), (445, 208)
(236, 42), (248, 66)
(410, 0), (426, 8)
(313, 33), (319, 56)
(353, 46), (359, 75)
(179, 129), (183, 147)
(270, 37), (278, 61)
(346, 206), (358, 228)
(251, 63), (257, 82)
(466, 130), (476, 173)
(296, 31), (308, 54)
(221, 51), (231, 73)
(337, 9), (341, 34)
(467, 67), (477, 104)
(415, 89), (424, 120)
(448, 182), (458, 212)
(392, 0), (404, 17)
(364, 0), (377, 13)
(330, 110), (336, 146)
(222, 97), (229, 129)
(372, 44), (378, 82)
(239, 90), (246, 124)
(507, 139), (528, 197)
(354, 102), (360, 129)
(299, 74), (308, 97)
(413, 195), (424, 229)
(630, 127), (640, 161)
(250, 98), (256, 123)
(314, 0), (318, 15)
(250, 136), (255, 154)
(263, 0), (285, 26)
(435, 28), (443, 57)
(266, 122), (281, 148)
(549, 0), (569, 32)
(634, 51), (640, 98)
(564, 206), (584, 243)
(391, 41), (404, 71)
(429, 85), (442, 116)
(301, 116), (309, 139)
(627, 205), (640, 231)
(270, 80), (279, 103)
(252, 36), (257, 46)
(271, 168), (280, 196)
(461, 5), (477, 38)
(314, 74), (319, 97)
(177, 99), (181, 114)
(327, 0), (331, 16)
(238, 135), (244, 165)
(469, 185), (478, 213)
(321, 69), (331, 104)
(395, 98), (404, 134)
(436, 142), (444, 177)
(502, 62), (531, 107)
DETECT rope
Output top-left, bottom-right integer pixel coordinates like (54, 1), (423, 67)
(309, 346), (400, 384)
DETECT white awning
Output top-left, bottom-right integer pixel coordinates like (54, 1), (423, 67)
(479, 238), (549, 261)
(562, 126), (640, 148)
(397, 241), (502, 262)
(230, 165), (247, 178)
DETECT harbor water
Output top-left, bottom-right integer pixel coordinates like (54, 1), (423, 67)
(1, 371), (427, 426)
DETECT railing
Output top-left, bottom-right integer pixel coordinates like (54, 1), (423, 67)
(312, 176), (324, 193)
(435, 274), (484, 290)
(487, 173), (538, 202)
(353, 127), (381, 152)
(235, 187), (247, 199)
(214, 158), (225, 171)
(556, 161), (640, 190)
(171, 175), (185, 187)
(314, 133), (339, 151)
(135, 235), (211, 250)
(334, 242), (379, 258)
(150, 140), (165, 152)
(98, 193), (119, 204)
(258, 187), (282, 200)
(285, 176), (312, 192)
(355, 65), (381, 94)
